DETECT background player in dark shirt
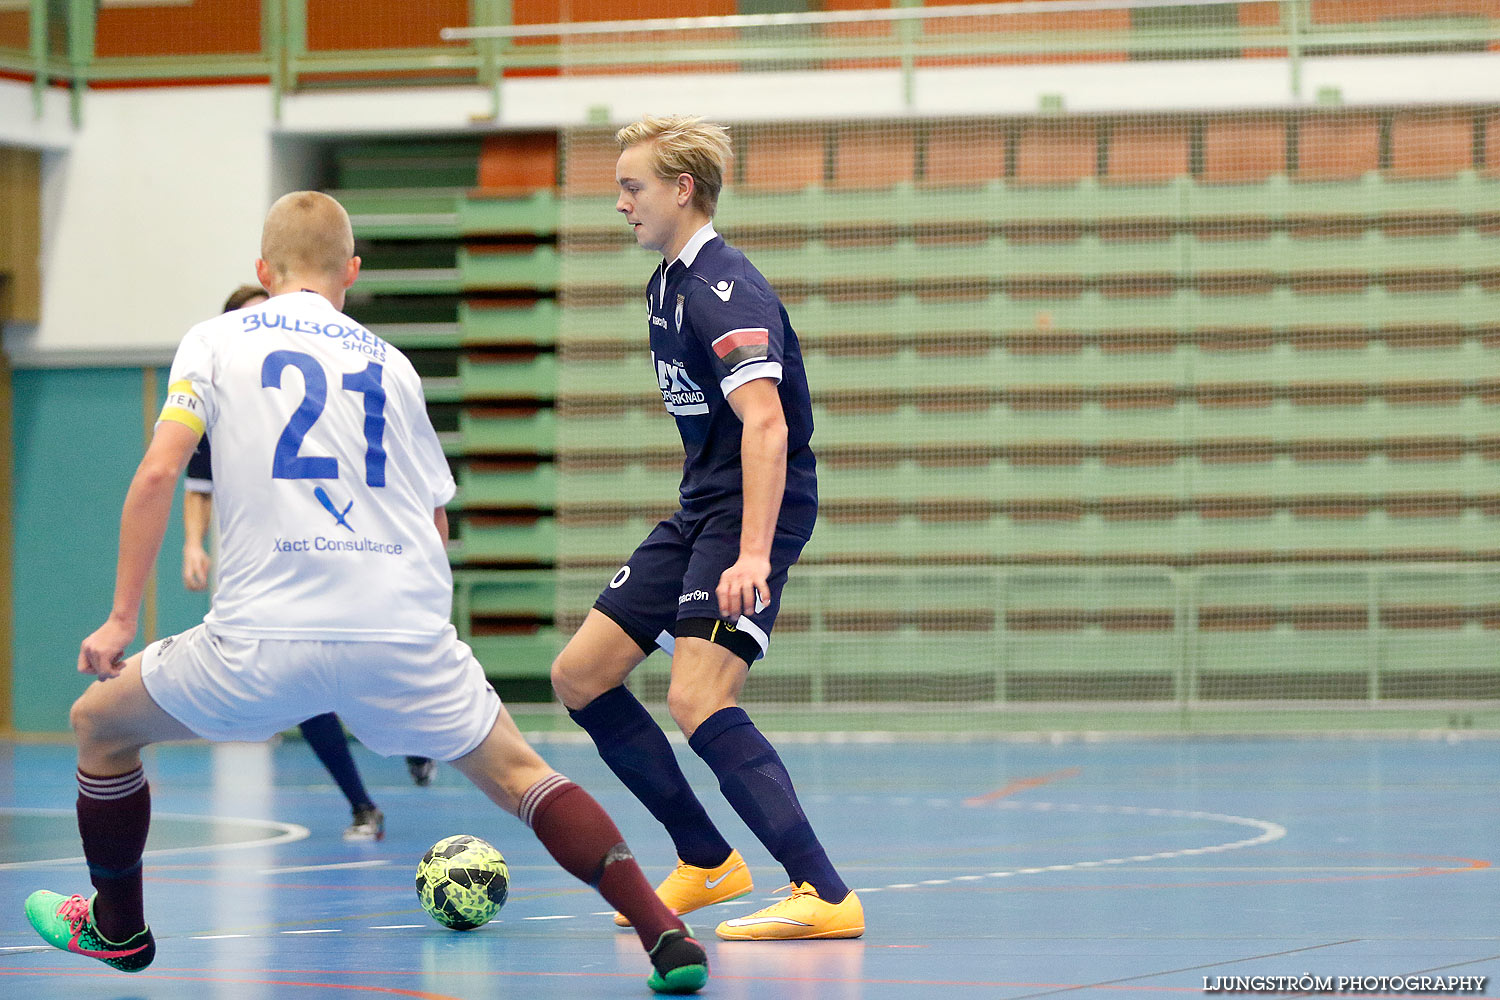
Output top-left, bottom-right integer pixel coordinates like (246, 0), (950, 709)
(182, 284), (432, 841)
(551, 115), (863, 941)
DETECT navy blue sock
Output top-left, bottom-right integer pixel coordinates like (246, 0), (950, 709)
(568, 686), (733, 869)
(299, 713), (375, 811)
(689, 707), (850, 904)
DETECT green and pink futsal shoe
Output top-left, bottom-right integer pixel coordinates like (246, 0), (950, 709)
(23, 891), (156, 972)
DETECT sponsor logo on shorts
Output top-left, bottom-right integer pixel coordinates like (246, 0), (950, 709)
(678, 590), (711, 604)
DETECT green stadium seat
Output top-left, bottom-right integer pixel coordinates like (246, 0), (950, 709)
(455, 408), (556, 455)
(560, 194), (627, 234)
(555, 408), (677, 451)
(467, 631), (565, 680)
(801, 345), (1184, 391)
(557, 301), (643, 344)
(460, 190), (560, 237)
(560, 245), (638, 287)
(555, 466), (679, 507)
(452, 515), (556, 563)
(459, 299), (559, 346)
(453, 569), (556, 619)
(556, 515), (664, 566)
(352, 291), (461, 346)
(459, 245), (559, 291)
(342, 189), (463, 239)
(333, 139), (480, 189)
(355, 266), (462, 296)
(455, 353), (557, 400)
(455, 462), (557, 509)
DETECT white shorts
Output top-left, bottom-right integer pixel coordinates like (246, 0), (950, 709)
(140, 624), (502, 761)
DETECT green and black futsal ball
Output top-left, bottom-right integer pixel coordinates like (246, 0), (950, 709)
(416, 834), (509, 930)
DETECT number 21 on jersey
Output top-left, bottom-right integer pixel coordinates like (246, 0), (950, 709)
(262, 349), (387, 487)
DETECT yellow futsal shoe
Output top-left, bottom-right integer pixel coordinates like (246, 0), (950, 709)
(715, 882), (865, 941)
(615, 849), (753, 927)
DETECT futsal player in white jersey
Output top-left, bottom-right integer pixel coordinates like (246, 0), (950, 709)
(24, 192), (708, 995)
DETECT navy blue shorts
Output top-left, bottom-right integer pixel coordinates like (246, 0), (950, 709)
(593, 509), (809, 663)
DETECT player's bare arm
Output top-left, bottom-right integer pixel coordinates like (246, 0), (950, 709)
(718, 377), (788, 620)
(181, 489), (212, 591)
(80, 420), (200, 679)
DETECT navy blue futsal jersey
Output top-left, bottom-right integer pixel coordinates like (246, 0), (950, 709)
(185, 435), (213, 493)
(646, 224), (817, 537)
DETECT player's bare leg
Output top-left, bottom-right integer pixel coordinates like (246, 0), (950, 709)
(555, 612), (749, 925)
(550, 609), (646, 709)
(25, 655), (197, 971)
(449, 705), (708, 993)
(670, 638), (864, 941)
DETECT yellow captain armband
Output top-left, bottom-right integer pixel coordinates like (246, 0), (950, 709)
(158, 379), (206, 436)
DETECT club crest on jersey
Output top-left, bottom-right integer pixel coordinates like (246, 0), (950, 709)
(655, 356), (707, 415)
(675, 294), (684, 331)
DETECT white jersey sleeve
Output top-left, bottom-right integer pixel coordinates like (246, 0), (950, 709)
(161, 322), (219, 439)
(176, 292), (457, 643)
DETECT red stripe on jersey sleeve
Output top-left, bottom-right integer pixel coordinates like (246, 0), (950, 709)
(711, 327), (770, 360)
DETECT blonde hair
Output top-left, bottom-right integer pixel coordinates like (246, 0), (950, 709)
(260, 191), (354, 282)
(615, 115), (733, 215)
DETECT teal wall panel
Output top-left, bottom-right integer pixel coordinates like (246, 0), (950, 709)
(10, 367), (205, 735)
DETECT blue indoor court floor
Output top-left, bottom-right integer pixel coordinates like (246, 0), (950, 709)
(0, 734), (1494, 999)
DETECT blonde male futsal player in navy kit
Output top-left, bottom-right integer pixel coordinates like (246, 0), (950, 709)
(24, 191), (708, 995)
(551, 115), (864, 940)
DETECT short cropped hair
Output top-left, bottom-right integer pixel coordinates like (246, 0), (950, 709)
(615, 115), (733, 216)
(260, 191), (355, 282)
(222, 284), (268, 312)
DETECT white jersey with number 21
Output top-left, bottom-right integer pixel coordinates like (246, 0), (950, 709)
(159, 291), (456, 642)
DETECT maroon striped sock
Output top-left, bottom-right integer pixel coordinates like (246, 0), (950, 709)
(76, 767), (151, 942)
(520, 774), (684, 951)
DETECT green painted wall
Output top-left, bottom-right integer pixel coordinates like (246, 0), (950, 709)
(10, 367), (207, 734)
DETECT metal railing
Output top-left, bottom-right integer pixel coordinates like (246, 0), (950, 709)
(2, 0), (1498, 124)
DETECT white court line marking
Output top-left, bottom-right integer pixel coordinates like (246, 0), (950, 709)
(0, 946), (51, 953)
(282, 929), (341, 935)
(370, 925), (426, 930)
(262, 860), (392, 874)
(520, 801), (1288, 924)
(858, 800), (1287, 894)
(0, 808), (309, 870)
